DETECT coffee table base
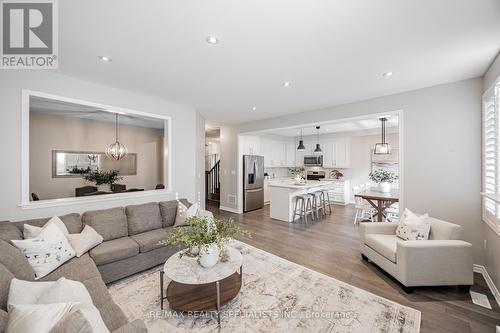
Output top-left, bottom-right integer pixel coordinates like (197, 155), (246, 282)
(160, 267), (242, 325)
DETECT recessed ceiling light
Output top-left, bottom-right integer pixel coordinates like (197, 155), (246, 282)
(282, 81), (291, 87)
(252, 106), (257, 111)
(206, 35), (219, 45)
(382, 71), (393, 77)
(98, 55), (112, 62)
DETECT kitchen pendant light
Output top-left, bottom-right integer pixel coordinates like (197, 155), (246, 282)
(374, 117), (391, 155)
(297, 128), (306, 151)
(105, 113), (128, 160)
(314, 126), (322, 153)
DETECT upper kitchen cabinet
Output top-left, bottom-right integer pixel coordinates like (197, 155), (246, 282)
(241, 135), (261, 155)
(285, 140), (296, 167)
(322, 138), (351, 168)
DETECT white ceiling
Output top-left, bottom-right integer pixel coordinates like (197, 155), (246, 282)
(259, 116), (399, 137)
(30, 97), (165, 130)
(57, 0), (500, 124)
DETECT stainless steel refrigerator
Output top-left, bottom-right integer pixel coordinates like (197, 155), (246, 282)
(243, 155), (264, 212)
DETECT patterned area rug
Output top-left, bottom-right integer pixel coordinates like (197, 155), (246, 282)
(108, 241), (420, 332)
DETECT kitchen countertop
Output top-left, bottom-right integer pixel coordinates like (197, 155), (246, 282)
(267, 180), (337, 189)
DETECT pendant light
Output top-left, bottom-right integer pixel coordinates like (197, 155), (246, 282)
(105, 113), (128, 160)
(297, 128), (306, 151)
(374, 117), (391, 155)
(314, 126), (322, 153)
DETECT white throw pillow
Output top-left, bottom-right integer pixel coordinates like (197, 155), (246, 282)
(6, 303), (75, 333)
(23, 216), (69, 239)
(36, 278), (93, 305)
(67, 226), (103, 257)
(67, 303), (110, 333)
(8, 279), (54, 306)
(11, 223), (76, 279)
(174, 202), (199, 226)
(396, 209), (431, 241)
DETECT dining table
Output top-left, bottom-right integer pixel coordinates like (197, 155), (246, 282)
(354, 189), (399, 222)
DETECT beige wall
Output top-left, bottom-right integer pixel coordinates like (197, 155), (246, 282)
(30, 112), (164, 200)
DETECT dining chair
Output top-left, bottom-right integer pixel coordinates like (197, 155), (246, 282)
(353, 186), (375, 225)
(384, 202), (400, 222)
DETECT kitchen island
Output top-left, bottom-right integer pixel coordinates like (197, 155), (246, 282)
(268, 180), (337, 222)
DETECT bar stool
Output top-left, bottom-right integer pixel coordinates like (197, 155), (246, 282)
(312, 190), (326, 219)
(321, 189), (333, 215)
(292, 194), (315, 224)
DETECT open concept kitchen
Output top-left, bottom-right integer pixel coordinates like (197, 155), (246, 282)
(239, 113), (401, 225)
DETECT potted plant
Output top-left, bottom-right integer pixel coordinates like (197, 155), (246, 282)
(165, 216), (249, 268)
(289, 166), (305, 183)
(83, 169), (122, 192)
(369, 169), (398, 193)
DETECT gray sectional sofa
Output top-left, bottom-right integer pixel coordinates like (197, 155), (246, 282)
(0, 199), (191, 332)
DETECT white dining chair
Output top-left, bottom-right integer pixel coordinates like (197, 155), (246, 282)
(352, 186), (375, 225)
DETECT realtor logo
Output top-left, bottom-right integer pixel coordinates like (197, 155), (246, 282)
(1, 0), (58, 69)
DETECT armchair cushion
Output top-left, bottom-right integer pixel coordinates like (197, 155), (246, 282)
(364, 234), (398, 263)
(427, 217), (461, 240)
(359, 222), (398, 244)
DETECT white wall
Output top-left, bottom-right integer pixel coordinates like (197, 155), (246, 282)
(238, 78), (483, 263)
(0, 70), (202, 221)
(219, 126), (239, 211)
(482, 52), (500, 288)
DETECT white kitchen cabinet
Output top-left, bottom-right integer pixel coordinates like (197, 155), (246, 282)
(322, 142), (334, 167)
(285, 141), (296, 167)
(333, 139), (350, 168)
(326, 180), (350, 205)
(272, 141), (286, 167)
(261, 138), (273, 167)
(241, 135), (261, 155)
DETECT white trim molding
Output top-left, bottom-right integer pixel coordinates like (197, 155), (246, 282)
(20, 89), (173, 209)
(219, 206), (241, 214)
(473, 264), (500, 307)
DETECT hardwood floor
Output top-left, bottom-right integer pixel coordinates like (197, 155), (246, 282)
(208, 203), (500, 333)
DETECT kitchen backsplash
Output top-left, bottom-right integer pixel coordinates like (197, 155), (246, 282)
(264, 167), (290, 178)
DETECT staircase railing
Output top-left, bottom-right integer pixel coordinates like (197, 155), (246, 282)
(205, 159), (220, 204)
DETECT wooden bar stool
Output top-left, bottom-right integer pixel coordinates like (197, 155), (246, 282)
(292, 194), (315, 224)
(311, 190), (326, 219)
(321, 189), (333, 215)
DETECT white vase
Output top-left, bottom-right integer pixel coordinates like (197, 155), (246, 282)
(198, 243), (220, 268)
(378, 182), (391, 193)
(97, 184), (111, 192)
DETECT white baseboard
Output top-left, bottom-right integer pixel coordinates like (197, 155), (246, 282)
(473, 264), (500, 307)
(219, 206), (241, 214)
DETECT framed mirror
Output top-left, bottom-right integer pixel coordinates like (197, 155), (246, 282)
(52, 150), (137, 178)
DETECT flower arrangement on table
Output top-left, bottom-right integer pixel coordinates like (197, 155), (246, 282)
(164, 216), (250, 267)
(369, 169), (398, 193)
(83, 169), (122, 192)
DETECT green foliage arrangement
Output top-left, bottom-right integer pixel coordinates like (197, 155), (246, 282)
(164, 216), (250, 255)
(288, 166), (305, 177)
(369, 169), (398, 184)
(83, 169), (122, 185)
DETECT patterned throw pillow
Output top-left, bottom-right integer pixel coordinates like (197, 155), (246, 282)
(11, 223), (75, 279)
(395, 209), (431, 241)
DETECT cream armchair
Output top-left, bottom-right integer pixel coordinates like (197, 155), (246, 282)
(359, 217), (473, 293)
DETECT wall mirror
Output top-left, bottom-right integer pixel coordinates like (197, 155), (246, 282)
(52, 151), (137, 177)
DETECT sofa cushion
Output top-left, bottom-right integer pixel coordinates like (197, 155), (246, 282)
(159, 199), (190, 227)
(364, 234), (398, 263)
(40, 254), (100, 283)
(0, 239), (34, 281)
(0, 263), (13, 311)
(89, 237), (139, 266)
(427, 217), (461, 240)
(14, 213), (82, 234)
(82, 207), (128, 241)
(130, 229), (167, 253)
(125, 202), (162, 235)
(0, 221), (22, 242)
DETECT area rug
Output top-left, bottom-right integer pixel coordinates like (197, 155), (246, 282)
(108, 240), (421, 332)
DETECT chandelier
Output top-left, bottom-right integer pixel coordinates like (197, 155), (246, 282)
(105, 113), (128, 160)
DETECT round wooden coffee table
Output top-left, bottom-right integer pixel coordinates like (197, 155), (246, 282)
(160, 247), (243, 325)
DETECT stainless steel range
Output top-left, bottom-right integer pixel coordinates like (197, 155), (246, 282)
(306, 170), (326, 181)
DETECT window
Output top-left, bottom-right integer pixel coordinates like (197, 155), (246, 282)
(483, 79), (500, 225)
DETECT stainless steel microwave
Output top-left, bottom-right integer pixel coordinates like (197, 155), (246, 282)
(304, 155), (323, 166)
